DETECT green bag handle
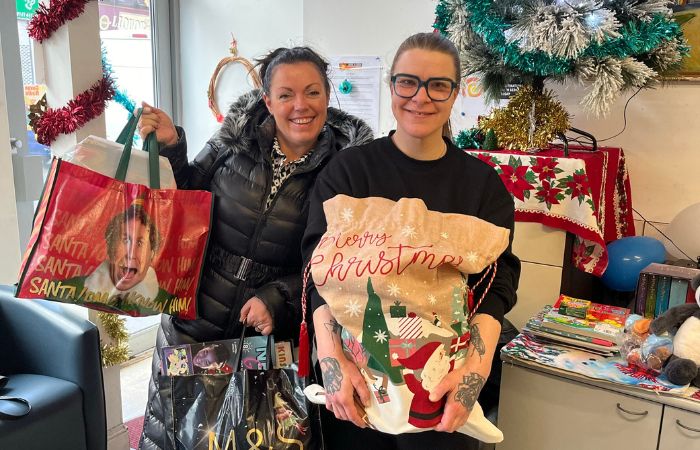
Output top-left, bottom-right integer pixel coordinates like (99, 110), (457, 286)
(115, 110), (139, 145)
(114, 109), (161, 189)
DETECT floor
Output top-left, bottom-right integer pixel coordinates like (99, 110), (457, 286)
(120, 350), (153, 421)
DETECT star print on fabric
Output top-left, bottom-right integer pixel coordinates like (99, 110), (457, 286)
(344, 300), (362, 317)
(401, 225), (417, 239)
(388, 283), (401, 297)
(440, 232), (449, 239)
(341, 208), (354, 222)
(374, 330), (388, 343)
(428, 294), (437, 305)
(466, 251), (479, 263)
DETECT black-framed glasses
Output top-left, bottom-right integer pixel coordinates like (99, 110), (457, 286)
(390, 73), (457, 102)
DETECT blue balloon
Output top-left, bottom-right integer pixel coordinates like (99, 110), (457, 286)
(601, 236), (666, 291)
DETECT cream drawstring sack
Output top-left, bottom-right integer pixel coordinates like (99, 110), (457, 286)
(307, 195), (510, 443)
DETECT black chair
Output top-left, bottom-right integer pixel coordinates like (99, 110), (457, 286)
(0, 285), (107, 450)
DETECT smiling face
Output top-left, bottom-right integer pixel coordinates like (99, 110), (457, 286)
(108, 218), (154, 291)
(263, 62), (330, 156)
(390, 48), (458, 144)
(193, 345), (220, 369)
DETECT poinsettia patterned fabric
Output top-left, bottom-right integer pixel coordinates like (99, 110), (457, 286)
(309, 195), (509, 434)
(465, 147), (635, 276)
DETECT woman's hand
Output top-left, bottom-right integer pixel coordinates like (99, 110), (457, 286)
(138, 101), (178, 146)
(313, 304), (371, 428)
(429, 316), (498, 432)
(319, 351), (371, 428)
(429, 366), (485, 432)
(239, 297), (274, 335)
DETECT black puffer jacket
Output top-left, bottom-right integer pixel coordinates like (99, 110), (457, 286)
(139, 90), (373, 450)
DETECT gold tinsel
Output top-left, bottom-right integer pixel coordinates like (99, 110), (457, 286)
(98, 312), (130, 367)
(479, 85), (570, 151)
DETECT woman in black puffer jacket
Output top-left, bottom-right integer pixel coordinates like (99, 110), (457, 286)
(136, 47), (374, 450)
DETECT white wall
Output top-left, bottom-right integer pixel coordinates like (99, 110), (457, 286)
(552, 82), (700, 229)
(179, 0), (303, 153)
(303, 0), (437, 136)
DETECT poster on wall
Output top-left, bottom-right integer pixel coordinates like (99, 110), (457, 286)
(329, 56), (381, 135)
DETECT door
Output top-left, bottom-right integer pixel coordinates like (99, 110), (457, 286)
(0, 0), (28, 284)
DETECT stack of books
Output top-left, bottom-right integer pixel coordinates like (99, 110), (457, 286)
(523, 295), (629, 357)
(634, 263), (700, 318)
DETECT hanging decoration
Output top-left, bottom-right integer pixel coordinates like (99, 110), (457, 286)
(208, 35), (262, 122)
(27, 0), (120, 146)
(479, 85), (571, 150)
(27, 0), (91, 43)
(98, 312), (130, 367)
(435, 0), (688, 117)
(33, 75), (115, 146)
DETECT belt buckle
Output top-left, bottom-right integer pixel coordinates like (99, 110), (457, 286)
(235, 257), (252, 281)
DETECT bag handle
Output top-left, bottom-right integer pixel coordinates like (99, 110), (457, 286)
(115, 109), (161, 188)
(115, 111), (139, 145)
(233, 326), (274, 371)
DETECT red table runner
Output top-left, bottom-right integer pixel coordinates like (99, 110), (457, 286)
(465, 146), (635, 276)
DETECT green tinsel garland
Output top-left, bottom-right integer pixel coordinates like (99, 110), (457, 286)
(98, 312), (130, 367)
(454, 127), (484, 150)
(433, 0), (452, 36)
(435, 0), (687, 77)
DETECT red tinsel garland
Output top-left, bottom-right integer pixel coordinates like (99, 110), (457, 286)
(27, 0), (91, 43)
(35, 75), (115, 146)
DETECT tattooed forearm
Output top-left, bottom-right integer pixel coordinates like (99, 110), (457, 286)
(324, 318), (342, 336)
(468, 323), (486, 360)
(320, 357), (343, 395)
(454, 372), (485, 412)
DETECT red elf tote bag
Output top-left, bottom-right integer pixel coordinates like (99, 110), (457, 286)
(16, 113), (212, 319)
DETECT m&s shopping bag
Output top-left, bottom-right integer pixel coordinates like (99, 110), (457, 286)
(160, 329), (323, 450)
(16, 113), (212, 319)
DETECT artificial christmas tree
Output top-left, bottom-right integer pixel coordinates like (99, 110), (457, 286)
(435, 0), (689, 149)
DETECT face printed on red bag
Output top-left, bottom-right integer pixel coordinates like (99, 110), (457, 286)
(107, 216), (156, 291)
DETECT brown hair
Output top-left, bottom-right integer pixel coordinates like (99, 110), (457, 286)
(390, 32), (461, 137)
(104, 204), (160, 259)
(255, 47), (330, 95)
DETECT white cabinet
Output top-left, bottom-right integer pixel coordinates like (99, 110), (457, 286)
(506, 223), (566, 330)
(497, 363), (700, 450)
(659, 405), (700, 448)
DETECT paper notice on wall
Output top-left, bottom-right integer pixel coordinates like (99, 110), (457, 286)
(329, 56), (381, 135)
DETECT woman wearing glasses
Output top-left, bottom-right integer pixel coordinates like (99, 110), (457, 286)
(302, 33), (520, 449)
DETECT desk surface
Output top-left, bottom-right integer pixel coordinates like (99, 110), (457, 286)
(501, 334), (700, 414)
(465, 147), (635, 276)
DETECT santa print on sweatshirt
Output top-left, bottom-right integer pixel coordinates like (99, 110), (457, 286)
(309, 194), (509, 433)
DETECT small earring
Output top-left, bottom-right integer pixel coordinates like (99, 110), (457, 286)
(339, 79), (353, 95)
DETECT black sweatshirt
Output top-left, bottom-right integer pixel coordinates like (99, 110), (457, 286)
(301, 134), (521, 324)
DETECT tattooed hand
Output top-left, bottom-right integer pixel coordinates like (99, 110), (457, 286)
(320, 357), (343, 394)
(314, 304), (371, 428)
(429, 368), (486, 432)
(454, 372), (485, 412)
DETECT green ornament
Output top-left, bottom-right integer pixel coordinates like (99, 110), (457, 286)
(483, 129), (498, 151)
